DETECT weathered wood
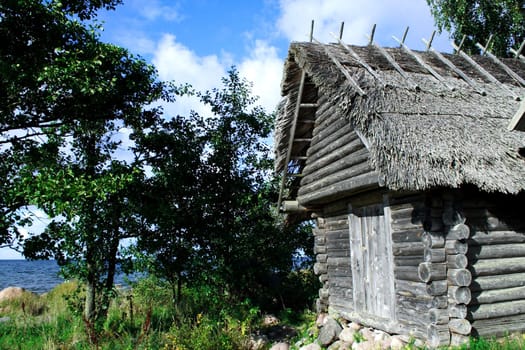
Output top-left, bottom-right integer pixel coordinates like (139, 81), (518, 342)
(447, 254), (468, 269)
(447, 223), (470, 240)
(299, 161), (372, 194)
(448, 303), (467, 319)
(468, 230), (525, 245)
(422, 231), (445, 248)
(309, 115), (349, 146)
(470, 285), (525, 305)
(394, 266), (420, 282)
(392, 229), (424, 243)
(469, 257), (525, 276)
(305, 130), (361, 168)
(429, 308), (449, 325)
(298, 171), (379, 205)
(394, 255), (424, 267)
(448, 318), (472, 335)
(470, 313), (525, 337)
(445, 240), (468, 255)
(424, 248), (446, 263)
(448, 269), (472, 287)
(427, 324), (451, 347)
(314, 262), (327, 275)
(450, 333), (470, 346)
(301, 148), (369, 186)
(470, 272), (525, 291)
(391, 216), (424, 231)
(418, 262), (447, 282)
(468, 299), (525, 320)
(467, 243), (525, 260)
(432, 296), (448, 309)
(396, 280), (428, 296)
(448, 286), (471, 304)
(392, 242), (425, 256)
(426, 280), (448, 296)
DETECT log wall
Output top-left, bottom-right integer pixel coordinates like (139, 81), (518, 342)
(463, 191), (525, 338)
(296, 99), (378, 206)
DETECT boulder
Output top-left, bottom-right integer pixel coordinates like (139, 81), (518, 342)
(390, 335), (406, 349)
(0, 287), (26, 302)
(270, 342), (289, 350)
(328, 340), (352, 350)
(299, 344), (322, 350)
(339, 327), (356, 343)
(318, 317), (343, 346)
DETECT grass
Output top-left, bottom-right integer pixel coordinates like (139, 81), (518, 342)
(1, 279), (525, 350)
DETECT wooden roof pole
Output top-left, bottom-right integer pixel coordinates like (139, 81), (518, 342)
(331, 32), (386, 87)
(451, 42), (520, 100)
(475, 42), (525, 87)
(277, 20), (314, 211)
(422, 38), (486, 95)
(393, 35), (454, 90)
(313, 37), (366, 96)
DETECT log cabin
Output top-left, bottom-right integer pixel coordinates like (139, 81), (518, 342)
(274, 40), (525, 347)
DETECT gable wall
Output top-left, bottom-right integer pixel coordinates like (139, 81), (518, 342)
(296, 96), (379, 206)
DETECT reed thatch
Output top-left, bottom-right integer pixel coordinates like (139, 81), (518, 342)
(275, 42), (525, 195)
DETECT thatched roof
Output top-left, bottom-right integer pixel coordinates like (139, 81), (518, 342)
(275, 42), (525, 195)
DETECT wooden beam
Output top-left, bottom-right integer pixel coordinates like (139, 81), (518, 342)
(331, 33), (386, 86)
(393, 35), (454, 90)
(313, 38), (366, 96)
(452, 42), (519, 100)
(508, 98), (525, 131)
(423, 38), (486, 95)
(476, 42), (525, 87)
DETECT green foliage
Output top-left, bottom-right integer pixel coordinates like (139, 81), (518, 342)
(427, 0), (525, 56)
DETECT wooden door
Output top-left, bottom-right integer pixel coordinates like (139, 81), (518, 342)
(349, 203), (396, 320)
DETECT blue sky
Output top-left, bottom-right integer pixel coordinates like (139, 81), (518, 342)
(1, 0), (450, 259)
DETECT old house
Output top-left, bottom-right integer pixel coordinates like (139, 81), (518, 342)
(274, 39), (525, 346)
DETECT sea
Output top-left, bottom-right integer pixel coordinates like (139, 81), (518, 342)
(0, 260), (137, 294)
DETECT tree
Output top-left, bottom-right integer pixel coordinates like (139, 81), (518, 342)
(427, 0), (525, 56)
(1, 1), (169, 324)
(135, 69), (315, 309)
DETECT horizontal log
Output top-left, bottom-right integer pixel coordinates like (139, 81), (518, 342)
(300, 161), (372, 195)
(394, 266), (421, 282)
(302, 148), (369, 186)
(391, 216), (424, 231)
(432, 296), (448, 309)
(448, 318), (471, 336)
(468, 299), (525, 320)
(448, 286), (471, 304)
(305, 133), (362, 173)
(448, 303), (467, 319)
(469, 257), (525, 276)
(422, 231), (445, 248)
(307, 120), (354, 158)
(470, 313), (525, 337)
(394, 255), (424, 267)
(317, 254), (328, 263)
(470, 285), (525, 305)
(392, 242), (425, 256)
(470, 272), (525, 291)
(450, 333), (469, 346)
(392, 229), (424, 243)
(427, 324), (451, 347)
(298, 171), (379, 206)
(445, 240), (468, 255)
(447, 223), (470, 240)
(314, 262), (327, 275)
(395, 280), (428, 296)
(468, 230), (525, 245)
(313, 245), (327, 254)
(426, 280), (448, 296)
(467, 243), (525, 260)
(327, 257), (351, 266)
(448, 269), (472, 287)
(447, 254), (468, 269)
(429, 308), (449, 325)
(424, 248), (446, 263)
(418, 262), (447, 282)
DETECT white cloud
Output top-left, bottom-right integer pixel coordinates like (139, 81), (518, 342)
(239, 40), (284, 113)
(152, 34), (227, 118)
(276, 0), (451, 52)
(129, 0), (182, 22)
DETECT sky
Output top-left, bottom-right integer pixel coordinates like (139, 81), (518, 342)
(0, 0), (451, 259)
